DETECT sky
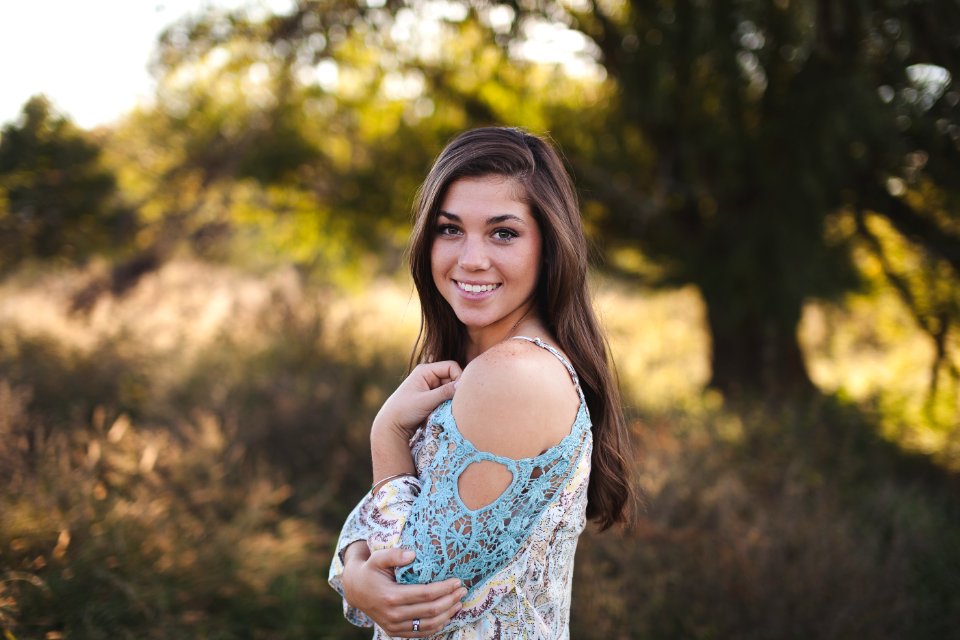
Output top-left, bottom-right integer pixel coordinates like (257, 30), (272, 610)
(0, 1), (596, 131)
(0, 1), (291, 129)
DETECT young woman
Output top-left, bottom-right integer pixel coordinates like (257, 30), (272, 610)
(329, 127), (632, 639)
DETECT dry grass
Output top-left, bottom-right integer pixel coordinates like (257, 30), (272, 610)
(1, 259), (958, 639)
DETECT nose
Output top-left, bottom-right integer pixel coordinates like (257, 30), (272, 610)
(458, 235), (490, 271)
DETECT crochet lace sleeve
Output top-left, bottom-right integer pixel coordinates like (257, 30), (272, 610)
(327, 475), (421, 627)
(395, 400), (590, 596)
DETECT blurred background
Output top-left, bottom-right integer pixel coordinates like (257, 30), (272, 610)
(1, 1), (959, 638)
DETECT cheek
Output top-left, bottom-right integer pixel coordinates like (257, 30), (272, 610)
(524, 240), (544, 283)
(430, 244), (449, 280)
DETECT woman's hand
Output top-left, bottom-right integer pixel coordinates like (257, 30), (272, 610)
(342, 543), (467, 638)
(370, 361), (461, 512)
(374, 361), (462, 438)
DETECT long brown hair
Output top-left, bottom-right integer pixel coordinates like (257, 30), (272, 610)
(407, 127), (633, 529)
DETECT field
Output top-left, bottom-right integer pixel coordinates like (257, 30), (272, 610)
(1, 259), (958, 639)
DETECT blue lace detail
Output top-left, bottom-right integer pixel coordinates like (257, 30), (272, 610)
(396, 337), (591, 595)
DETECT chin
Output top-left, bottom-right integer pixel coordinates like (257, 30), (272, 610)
(453, 314), (491, 329)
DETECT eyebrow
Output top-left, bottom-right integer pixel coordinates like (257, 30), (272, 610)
(437, 211), (527, 225)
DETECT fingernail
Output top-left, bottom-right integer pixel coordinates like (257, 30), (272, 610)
(401, 549), (415, 562)
(453, 380), (460, 390)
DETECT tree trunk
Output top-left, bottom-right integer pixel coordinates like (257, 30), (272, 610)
(700, 287), (817, 399)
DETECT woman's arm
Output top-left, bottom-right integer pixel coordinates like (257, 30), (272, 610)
(341, 544), (466, 638)
(392, 340), (584, 592)
(371, 360), (462, 482)
(329, 361), (465, 633)
(329, 472), (466, 637)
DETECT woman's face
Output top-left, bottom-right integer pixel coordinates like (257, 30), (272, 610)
(431, 175), (542, 339)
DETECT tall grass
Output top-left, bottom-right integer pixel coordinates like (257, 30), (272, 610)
(1, 260), (957, 639)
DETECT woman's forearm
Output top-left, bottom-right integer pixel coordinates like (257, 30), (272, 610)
(369, 360), (460, 485)
(370, 416), (417, 484)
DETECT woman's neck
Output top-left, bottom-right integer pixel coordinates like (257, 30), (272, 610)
(462, 305), (547, 363)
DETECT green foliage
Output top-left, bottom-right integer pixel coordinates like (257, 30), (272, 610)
(114, 1), (608, 280)
(0, 97), (129, 272)
(128, 0), (960, 399)
(530, 0), (960, 395)
(5, 2), (959, 400)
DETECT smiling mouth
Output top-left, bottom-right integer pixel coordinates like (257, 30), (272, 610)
(455, 280), (501, 293)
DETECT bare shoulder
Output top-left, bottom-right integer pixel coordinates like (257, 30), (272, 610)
(451, 338), (580, 459)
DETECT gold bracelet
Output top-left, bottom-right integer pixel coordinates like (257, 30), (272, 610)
(371, 472), (416, 494)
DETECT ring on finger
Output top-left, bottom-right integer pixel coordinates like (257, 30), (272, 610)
(412, 618), (421, 633)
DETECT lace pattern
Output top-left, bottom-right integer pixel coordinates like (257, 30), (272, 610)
(396, 397), (590, 594)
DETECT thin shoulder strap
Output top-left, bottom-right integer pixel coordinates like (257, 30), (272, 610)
(511, 336), (586, 404)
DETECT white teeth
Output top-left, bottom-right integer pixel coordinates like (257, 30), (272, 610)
(457, 281), (499, 293)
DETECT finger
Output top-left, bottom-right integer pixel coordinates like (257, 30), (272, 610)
(427, 380), (458, 406)
(380, 576), (463, 608)
(420, 361), (462, 388)
(441, 360), (463, 382)
(415, 598), (465, 636)
(385, 594), (464, 638)
(393, 578), (463, 608)
(431, 360), (463, 380)
(367, 547), (415, 572)
(390, 586), (467, 626)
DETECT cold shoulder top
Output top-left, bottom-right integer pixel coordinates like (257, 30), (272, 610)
(329, 337), (593, 639)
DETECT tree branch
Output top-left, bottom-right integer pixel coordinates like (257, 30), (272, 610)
(868, 190), (960, 274)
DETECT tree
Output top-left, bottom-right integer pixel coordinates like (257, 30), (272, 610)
(0, 96), (126, 272)
(136, 0), (594, 276)
(145, 0), (960, 398)
(514, 0), (960, 397)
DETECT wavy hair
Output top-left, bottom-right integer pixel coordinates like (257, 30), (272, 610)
(406, 127), (633, 529)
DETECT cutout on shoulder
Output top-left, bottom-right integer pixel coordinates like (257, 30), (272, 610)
(457, 460), (513, 510)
